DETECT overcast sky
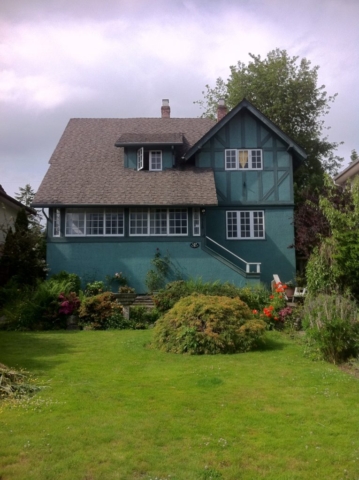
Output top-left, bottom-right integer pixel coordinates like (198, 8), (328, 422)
(1, 0), (358, 197)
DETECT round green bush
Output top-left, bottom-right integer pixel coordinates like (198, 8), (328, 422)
(152, 294), (266, 354)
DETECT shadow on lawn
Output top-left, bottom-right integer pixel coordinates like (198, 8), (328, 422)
(0, 331), (79, 373)
(255, 334), (287, 352)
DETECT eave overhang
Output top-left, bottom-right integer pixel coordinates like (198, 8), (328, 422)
(0, 191), (36, 215)
(334, 159), (359, 186)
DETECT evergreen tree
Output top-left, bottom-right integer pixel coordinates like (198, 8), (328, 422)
(0, 208), (46, 286)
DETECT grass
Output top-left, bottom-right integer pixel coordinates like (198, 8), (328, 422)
(0, 330), (359, 480)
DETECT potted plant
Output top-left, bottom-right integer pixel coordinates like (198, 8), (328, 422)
(113, 286), (137, 320)
(284, 281), (295, 300)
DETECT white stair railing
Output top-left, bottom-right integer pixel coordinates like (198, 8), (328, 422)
(205, 236), (261, 274)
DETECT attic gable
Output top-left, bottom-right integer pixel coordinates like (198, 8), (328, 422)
(184, 98), (307, 162)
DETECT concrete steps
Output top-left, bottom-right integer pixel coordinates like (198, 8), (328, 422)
(132, 295), (155, 309)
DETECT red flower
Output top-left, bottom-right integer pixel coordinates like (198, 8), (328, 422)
(252, 309), (258, 314)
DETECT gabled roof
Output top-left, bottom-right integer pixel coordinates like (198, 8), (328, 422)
(184, 98), (307, 161)
(334, 159), (359, 186)
(0, 185), (36, 215)
(33, 117), (217, 207)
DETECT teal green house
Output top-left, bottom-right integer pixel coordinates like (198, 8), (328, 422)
(33, 99), (306, 292)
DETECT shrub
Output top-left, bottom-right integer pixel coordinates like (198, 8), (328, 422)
(78, 292), (123, 330)
(51, 271), (81, 294)
(130, 306), (160, 329)
(153, 279), (270, 314)
(6, 278), (77, 330)
(85, 280), (105, 297)
(0, 277), (27, 309)
(303, 294), (359, 364)
(152, 294), (266, 355)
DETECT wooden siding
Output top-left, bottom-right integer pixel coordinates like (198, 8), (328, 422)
(195, 110), (293, 206)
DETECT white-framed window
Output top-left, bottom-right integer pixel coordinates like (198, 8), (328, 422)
(137, 147), (144, 171)
(65, 209), (124, 236)
(226, 211), (265, 239)
(192, 208), (201, 236)
(129, 208), (188, 236)
(149, 151), (162, 171)
(225, 149), (262, 170)
(53, 208), (61, 237)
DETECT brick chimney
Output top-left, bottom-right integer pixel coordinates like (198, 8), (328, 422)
(217, 99), (228, 122)
(161, 99), (170, 118)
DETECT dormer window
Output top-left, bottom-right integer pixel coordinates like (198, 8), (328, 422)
(225, 149), (262, 170)
(150, 151), (162, 171)
(136, 148), (162, 171)
(137, 148), (144, 171)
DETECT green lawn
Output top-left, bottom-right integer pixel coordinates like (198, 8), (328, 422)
(1, 330), (359, 480)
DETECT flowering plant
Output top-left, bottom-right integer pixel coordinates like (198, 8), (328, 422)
(58, 292), (81, 315)
(252, 282), (290, 329)
(118, 286), (135, 294)
(106, 272), (128, 288)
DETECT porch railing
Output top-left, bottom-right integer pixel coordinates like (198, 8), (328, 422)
(205, 236), (261, 274)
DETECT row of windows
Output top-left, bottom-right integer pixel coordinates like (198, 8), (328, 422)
(133, 149), (263, 172)
(53, 209), (265, 239)
(129, 208), (188, 236)
(53, 208), (201, 237)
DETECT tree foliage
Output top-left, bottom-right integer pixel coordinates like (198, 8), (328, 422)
(350, 149), (359, 164)
(0, 208), (46, 286)
(294, 184), (352, 260)
(15, 184), (35, 207)
(306, 176), (359, 298)
(196, 49), (342, 187)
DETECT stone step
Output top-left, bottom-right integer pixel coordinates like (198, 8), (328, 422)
(132, 295), (155, 309)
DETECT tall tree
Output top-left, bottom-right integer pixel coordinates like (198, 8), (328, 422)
(0, 208), (46, 286)
(15, 184), (42, 226)
(196, 49), (342, 188)
(350, 149), (359, 163)
(15, 184), (35, 207)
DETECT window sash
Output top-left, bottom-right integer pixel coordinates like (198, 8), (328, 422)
(226, 211), (264, 239)
(65, 209), (124, 236)
(225, 149), (262, 170)
(137, 147), (144, 171)
(53, 208), (61, 237)
(149, 151), (162, 171)
(130, 208), (188, 236)
(192, 208), (201, 236)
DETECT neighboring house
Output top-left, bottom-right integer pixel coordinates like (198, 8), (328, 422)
(334, 159), (359, 187)
(0, 185), (36, 244)
(32, 99), (306, 293)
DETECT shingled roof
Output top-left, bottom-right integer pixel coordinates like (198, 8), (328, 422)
(115, 132), (184, 146)
(33, 117), (217, 207)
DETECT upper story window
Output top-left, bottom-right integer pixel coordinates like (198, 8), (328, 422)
(192, 208), (201, 236)
(130, 208), (187, 236)
(225, 149), (262, 170)
(150, 151), (162, 171)
(137, 148), (162, 171)
(137, 148), (144, 171)
(53, 208), (61, 237)
(65, 208), (124, 236)
(226, 210), (265, 239)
